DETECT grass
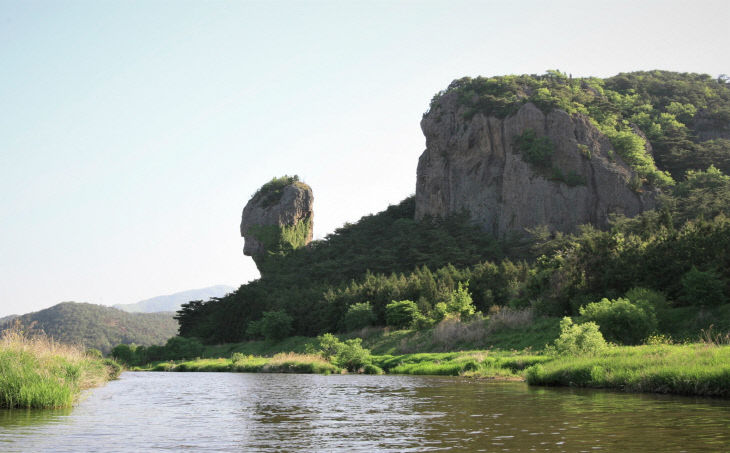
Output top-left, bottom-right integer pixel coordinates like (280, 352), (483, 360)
(0, 328), (121, 408)
(526, 343), (730, 397)
(138, 312), (730, 397)
(139, 352), (340, 375)
(372, 351), (552, 378)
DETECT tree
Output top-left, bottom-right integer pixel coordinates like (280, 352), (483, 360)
(385, 300), (420, 329)
(258, 310), (293, 341)
(343, 302), (376, 331)
(681, 267), (727, 307)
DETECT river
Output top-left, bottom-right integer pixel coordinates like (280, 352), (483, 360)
(1, 372), (729, 451)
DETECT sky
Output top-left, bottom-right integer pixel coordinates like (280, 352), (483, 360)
(1, 0), (729, 317)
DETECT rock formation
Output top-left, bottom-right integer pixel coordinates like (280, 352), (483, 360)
(416, 97), (656, 236)
(240, 177), (313, 267)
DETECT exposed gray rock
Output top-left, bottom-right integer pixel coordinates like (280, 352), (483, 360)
(415, 97), (656, 236)
(240, 180), (314, 259)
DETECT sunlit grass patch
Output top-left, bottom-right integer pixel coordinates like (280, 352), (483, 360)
(0, 328), (120, 408)
(526, 343), (730, 397)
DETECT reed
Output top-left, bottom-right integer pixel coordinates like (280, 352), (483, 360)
(0, 328), (120, 408)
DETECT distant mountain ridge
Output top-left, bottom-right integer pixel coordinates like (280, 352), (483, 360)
(0, 302), (178, 354)
(113, 285), (235, 313)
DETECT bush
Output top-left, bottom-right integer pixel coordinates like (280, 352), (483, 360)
(343, 302), (376, 331)
(163, 336), (204, 360)
(514, 129), (554, 167)
(579, 298), (657, 345)
(250, 310), (293, 341)
(446, 282), (477, 320)
(625, 287), (668, 311)
(306, 333), (375, 372)
(680, 266), (727, 307)
(111, 344), (133, 364)
(385, 300), (421, 329)
(334, 338), (373, 372)
(546, 317), (608, 356)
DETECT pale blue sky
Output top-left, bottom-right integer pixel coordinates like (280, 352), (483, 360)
(1, 0), (728, 317)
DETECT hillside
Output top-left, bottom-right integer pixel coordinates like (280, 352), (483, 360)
(1, 302), (179, 354)
(113, 285), (235, 313)
(176, 71), (730, 346)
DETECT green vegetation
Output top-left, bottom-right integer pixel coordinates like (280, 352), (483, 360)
(385, 300), (421, 329)
(514, 129), (554, 167)
(0, 302), (178, 354)
(248, 216), (312, 255)
(0, 327), (121, 408)
(246, 310), (293, 341)
(429, 70), (730, 186)
(343, 302), (376, 331)
(166, 71), (730, 396)
(545, 317), (608, 356)
(579, 298), (657, 345)
(526, 343), (730, 397)
(250, 175), (303, 207)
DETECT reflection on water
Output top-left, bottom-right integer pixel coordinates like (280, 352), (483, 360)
(1, 372), (729, 451)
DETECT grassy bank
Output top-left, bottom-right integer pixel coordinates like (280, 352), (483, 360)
(0, 329), (121, 409)
(526, 343), (730, 397)
(137, 339), (730, 397)
(138, 349), (548, 380)
(138, 352), (339, 374)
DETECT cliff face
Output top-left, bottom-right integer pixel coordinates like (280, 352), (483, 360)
(416, 97), (656, 236)
(240, 180), (313, 266)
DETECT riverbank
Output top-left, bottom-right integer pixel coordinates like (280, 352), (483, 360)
(526, 343), (730, 397)
(0, 329), (121, 408)
(135, 341), (730, 397)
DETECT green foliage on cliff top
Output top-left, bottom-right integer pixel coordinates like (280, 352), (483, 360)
(429, 70), (730, 186)
(250, 175), (303, 207)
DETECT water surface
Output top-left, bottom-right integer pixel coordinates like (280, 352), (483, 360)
(1, 372), (729, 451)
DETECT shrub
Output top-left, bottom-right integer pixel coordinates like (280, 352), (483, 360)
(111, 344), (133, 364)
(85, 348), (103, 359)
(514, 129), (554, 167)
(343, 302), (376, 332)
(306, 333), (375, 372)
(430, 302), (448, 324)
(163, 336), (204, 360)
(546, 317), (608, 356)
(446, 282), (477, 320)
(680, 266), (727, 307)
(625, 287), (668, 311)
(385, 300), (421, 329)
(334, 338), (373, 372)
(248, 310), (293, 341)
(579, 298), (657, 345)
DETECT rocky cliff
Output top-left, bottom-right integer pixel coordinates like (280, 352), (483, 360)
(240, 176), (313, 268)
(416, 97), (656, 236)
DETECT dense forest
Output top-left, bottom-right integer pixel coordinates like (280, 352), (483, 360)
(1, 302), (178, 354)
(176, 71), (730, 345)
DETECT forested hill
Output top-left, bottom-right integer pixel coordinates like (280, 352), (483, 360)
(1, 302), (178, 354)
(176, 71), (730, 345)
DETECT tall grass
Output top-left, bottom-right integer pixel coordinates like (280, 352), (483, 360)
(526, 344), (730, 397)
(143, 352), (340, 375)
(373, 351), (551, 378)
(0, 328), (120, 408)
